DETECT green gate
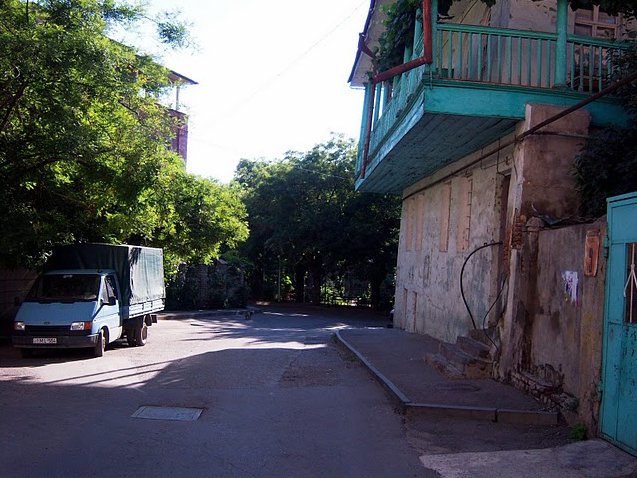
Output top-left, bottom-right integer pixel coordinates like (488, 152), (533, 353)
(600, 191), (637, 456)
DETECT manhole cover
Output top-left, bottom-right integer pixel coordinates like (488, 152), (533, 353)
(132, 406), (203, 421)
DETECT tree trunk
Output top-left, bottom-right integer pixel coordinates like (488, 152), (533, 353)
(294, 263), (306, 303)
(308, 257), (322, 305)
(369, 264), (388, 310)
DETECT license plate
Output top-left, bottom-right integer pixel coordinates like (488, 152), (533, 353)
(33, 337), (57, 345)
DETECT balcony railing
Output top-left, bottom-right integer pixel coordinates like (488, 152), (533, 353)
(360, 23), (634, 176)
(434, 24), (632, 92)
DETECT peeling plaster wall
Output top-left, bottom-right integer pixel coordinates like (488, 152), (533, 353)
(522, 221), (607, 430)
(394, 143), (512, 343)
(394, 102), (604, 427)
(492, 0), (557, 32)
(495, 103), (603, 428)
(499, 105), (590, 380)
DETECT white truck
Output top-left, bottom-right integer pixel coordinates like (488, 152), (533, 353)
(12, 243), (165, 357)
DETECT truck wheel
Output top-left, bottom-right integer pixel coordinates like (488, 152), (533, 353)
(94, 329), (106, 357)
(134, 323), (148, 346)
(126, 331), (136, 347)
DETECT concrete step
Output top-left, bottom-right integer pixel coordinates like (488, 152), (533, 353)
(439, 342), (493, 379)
(468, 327), (498, 348)
(457, 336), (491, 359)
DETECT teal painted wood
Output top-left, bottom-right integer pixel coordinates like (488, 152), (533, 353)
(555, 0), (568, 86)
(356, 21), (634, 191)
(434, 24), (633, 91)
(601, 192), (637, 457)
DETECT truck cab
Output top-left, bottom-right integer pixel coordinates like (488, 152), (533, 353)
(12, 270), (123, 357)
(12, 243), (165, 358)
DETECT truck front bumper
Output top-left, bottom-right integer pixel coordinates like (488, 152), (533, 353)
(12, 334), (98, 349)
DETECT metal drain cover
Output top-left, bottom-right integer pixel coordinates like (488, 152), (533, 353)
(132, 406), (203, 421)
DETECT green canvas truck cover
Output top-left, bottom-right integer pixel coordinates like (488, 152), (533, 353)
(45, 244), (165, 306)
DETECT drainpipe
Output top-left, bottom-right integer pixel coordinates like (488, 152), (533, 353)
(555, 0), (568, 87)
(360, 0), (434, 179)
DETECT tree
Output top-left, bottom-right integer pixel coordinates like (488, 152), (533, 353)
(235, 136), (400, 309)
(152, 169), (249, 271)
(575, 49), (637, 217)
(0, 0), (246, 268)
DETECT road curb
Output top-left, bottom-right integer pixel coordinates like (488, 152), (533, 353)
(335, 330), (410, 412)
(335, 330), (559, 425)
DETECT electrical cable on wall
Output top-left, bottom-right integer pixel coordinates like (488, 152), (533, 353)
(460, 241), (505, 351)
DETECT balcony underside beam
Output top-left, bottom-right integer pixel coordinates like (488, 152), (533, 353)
(357, 83), (630, 194)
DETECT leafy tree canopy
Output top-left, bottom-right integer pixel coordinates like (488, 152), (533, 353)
(235, 135), (400, 307)
(0, 0), (246, 269)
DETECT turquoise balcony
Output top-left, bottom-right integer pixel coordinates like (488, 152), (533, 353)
(354, 20), (635, 193)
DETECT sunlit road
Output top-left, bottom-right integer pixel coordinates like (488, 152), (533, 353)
(0, 306), (432, 478)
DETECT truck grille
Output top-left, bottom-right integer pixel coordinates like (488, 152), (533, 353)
(24, 325), (89, 336)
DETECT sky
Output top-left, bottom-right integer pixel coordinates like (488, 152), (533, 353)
(121, 0), (370, 183)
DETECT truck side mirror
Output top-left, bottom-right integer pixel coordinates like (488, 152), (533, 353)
(108, 296), (117, 306)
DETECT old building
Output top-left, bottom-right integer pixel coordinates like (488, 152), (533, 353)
(349, 0), (636, 454)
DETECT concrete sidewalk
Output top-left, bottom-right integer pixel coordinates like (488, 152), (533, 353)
(336, 327), (556, 424)
(336, 327), (637, 478)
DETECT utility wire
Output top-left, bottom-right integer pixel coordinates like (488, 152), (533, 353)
(215, 1), (368, 120)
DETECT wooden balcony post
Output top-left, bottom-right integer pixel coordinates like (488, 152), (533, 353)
(431, 0), (438, 71)
(555, 0), (568, 87)
(357, 82), (373, 172)
(414, 8), (423, 54)
(374, 82), (382, 125)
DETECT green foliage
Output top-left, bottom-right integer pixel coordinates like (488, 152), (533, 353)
(0, 0), (245, 268)
(376, 0), (421, 72)
(569, 423), (588, 440)
(575, 50), (637, 218)
(153, 170), (248, 271)
(575, 126), (637, 217)
(235, 135), (400, 308)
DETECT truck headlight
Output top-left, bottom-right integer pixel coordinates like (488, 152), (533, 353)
(14, 321), (25, 331)
(70, 321), (92, 331)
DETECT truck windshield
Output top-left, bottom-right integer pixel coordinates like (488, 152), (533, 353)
(26, 274), (101, 303)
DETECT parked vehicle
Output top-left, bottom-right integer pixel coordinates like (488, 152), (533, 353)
(12, 244), (165, 357)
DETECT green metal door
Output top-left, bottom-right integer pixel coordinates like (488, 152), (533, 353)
(601, 191), (637, 456)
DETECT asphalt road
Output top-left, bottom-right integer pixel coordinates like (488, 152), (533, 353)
(0, 306), (434, 478)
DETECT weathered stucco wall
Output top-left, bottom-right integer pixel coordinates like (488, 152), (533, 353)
(494, 103), (605, 428)
(394, 142), (513, 342)
(492, 0), (557, 32)
(531, 222), (606, 428)
(393, 101), (603, 427)
(503, 220), (606, 431)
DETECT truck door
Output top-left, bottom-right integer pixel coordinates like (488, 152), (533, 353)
(95, 275), (121, 343)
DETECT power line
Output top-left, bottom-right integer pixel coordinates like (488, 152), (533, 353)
(215, 1), (368, 120)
